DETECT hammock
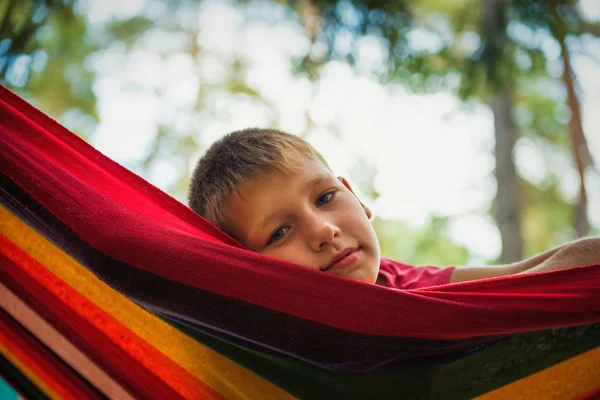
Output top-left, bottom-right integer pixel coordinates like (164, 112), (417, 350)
(0, 84), (599, 399)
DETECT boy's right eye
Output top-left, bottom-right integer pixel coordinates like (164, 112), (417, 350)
(268, 227), (289, 245)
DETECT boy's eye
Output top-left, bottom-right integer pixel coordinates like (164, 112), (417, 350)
(268, 227), (289, 245)
(316, 191), (334, 207)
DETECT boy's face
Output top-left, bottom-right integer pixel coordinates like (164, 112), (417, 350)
(225, 157), (381, 284)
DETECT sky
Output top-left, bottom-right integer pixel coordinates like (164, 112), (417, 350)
(84, 0), (600, 263)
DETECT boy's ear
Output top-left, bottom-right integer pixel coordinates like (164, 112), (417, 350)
(338, 176), (373, 219)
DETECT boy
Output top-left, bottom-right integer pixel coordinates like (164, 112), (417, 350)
(189, 128), (600, 289)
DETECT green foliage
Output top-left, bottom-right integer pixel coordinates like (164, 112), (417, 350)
(100, 0), (276, 203)
(521, 179), (576, 255)
(104, 16), (154, 48)
(373, 216), (470, 266)
(0, 0), (98, 138)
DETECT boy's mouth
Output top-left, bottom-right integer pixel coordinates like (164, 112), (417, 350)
(322, 247), (361, 272)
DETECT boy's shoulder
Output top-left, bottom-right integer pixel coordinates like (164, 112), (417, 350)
(379, 258), (455, 289)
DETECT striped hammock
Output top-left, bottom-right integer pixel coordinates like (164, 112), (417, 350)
(1, 84), (600, 399)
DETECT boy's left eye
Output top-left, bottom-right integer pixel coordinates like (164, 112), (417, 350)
(315, 191), (334, 206)
(267, 227), (289, 245)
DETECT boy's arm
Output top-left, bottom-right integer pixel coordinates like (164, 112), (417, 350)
(449, 237), (600, 284)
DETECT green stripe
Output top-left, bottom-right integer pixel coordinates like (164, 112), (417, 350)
(431, 323), (600, 399)
(169, 319), (600, 399)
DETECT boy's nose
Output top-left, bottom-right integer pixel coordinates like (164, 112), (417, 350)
(310, 220), (341, 251)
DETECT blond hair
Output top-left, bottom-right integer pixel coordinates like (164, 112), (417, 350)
(189, 128), (329, 235)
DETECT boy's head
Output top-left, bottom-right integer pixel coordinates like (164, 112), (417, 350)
(189, 128), (380, 284)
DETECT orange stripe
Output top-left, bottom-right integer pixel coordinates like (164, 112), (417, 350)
(476, 346), (600, 400)
(0, 204), (293, 399)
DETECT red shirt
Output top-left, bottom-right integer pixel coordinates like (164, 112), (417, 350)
(378, 258), (455, 289)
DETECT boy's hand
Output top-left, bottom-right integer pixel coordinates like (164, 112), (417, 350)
(449, 237), (600, 284)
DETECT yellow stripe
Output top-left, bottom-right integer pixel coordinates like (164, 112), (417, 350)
(0, 341), (61, 400)
(0, 205), (294, 400)
(475, 346), (600, 400)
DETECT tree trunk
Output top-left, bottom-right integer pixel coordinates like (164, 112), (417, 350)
(483, 0), (523, 263)
(558, 36), (590, 238)
(490, 89), (523, 263)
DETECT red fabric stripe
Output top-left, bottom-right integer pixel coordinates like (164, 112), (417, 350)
(579, 388), (600, 400)
(0, 234), (224, 400)
(1, 85), (600, 339)
(0, 310), (103, 400)
(0, 87), (238, 248)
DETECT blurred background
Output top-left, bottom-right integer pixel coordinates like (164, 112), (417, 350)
(1, 0), (599, 267)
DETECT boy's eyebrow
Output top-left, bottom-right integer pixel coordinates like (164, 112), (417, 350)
(307, 174), (327, 188)
(259, 173), (331, 231)
(261, 210), (284, 230)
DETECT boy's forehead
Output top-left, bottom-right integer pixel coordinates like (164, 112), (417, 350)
(278, 152), (331, 175)
(243, 158), (332, 192)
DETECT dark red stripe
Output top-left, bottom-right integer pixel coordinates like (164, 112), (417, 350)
(578, 387), (600, 400)
(0, 309), (104, 400)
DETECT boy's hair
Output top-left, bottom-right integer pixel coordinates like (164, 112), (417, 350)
(189, 128), (329, 234)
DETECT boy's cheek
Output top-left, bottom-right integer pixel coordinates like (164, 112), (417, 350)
(265, 245), (311, 268)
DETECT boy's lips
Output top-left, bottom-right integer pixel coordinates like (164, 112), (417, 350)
(322, 247), (360, 272)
